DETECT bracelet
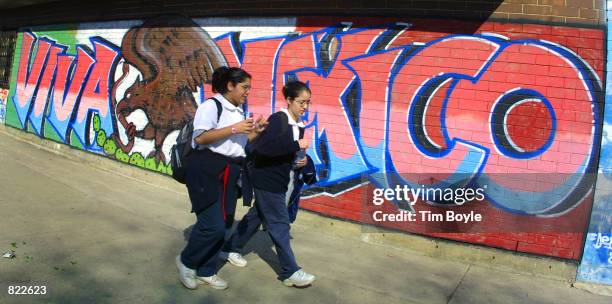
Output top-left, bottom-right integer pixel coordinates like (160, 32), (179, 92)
(231, 127), (237, 134)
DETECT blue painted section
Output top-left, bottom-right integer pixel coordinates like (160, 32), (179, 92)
(11, 31), (43, 130)
(6, 23), (603, 220)
(68, 38), (120, 151)
(46, 46), (95, 142)
(577, 0), (612, 286)
(0, 89), (6, 123)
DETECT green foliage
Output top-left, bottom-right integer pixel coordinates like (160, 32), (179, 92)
(103, 138), (117, 155)
(96, 129), (107, 147)
(92, 114), (101, 132)
(129, 152), (145, 167)
(166, 163), (173, 176)
(157, 161), (168, 174)
(79, 112), (169, 175)
(145, 157), (157, 171)
(115, 149), (129, 163)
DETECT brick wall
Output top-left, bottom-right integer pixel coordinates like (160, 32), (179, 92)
(0, 1), (607, 261)
(0, 0), (605, 29)
(494, 0), (604, 24)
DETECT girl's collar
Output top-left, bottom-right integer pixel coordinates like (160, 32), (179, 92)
(280, 108), (305, 127)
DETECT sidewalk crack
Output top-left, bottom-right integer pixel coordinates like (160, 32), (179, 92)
(447, 264), (471, 304)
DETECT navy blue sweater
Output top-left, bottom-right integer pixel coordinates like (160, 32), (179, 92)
(250, 111), (303, 193)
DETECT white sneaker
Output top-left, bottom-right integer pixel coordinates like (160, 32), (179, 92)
(220, 251), (247, 267)
(197, 274), (229, 290)
(283, 269), (316, 287)
(175, 255), (197, 289)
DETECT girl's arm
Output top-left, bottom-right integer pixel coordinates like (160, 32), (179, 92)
(254, 113), (300, 157)
(194, 119), (254, 145)
(247, 116), (268, 142)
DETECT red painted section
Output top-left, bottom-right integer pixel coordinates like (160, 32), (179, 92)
(15, 33), (47, 109)
(8, 17), (604, 261)
(50, 50), (94, 122)
(239, 37), (285, 117)
(293, 18), (603, 260)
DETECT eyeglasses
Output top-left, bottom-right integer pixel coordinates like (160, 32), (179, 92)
(293, 99), (311, 107)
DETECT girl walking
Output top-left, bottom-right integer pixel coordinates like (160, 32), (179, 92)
(176, 66), (266, 290)
(222, 81), (316, 287)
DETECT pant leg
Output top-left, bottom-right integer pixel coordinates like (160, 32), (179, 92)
(180, 201), (226, 277)
(223, 203), (263, 252)
(255, 188), (300, 280)
(223, 163), (242, 231)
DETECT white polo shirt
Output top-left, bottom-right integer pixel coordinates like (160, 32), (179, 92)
(192, 94), (248, 158)
(280, 108), (305, 140)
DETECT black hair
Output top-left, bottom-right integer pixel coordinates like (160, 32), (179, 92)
(211, 66), (251, 93)
(282, 80), (311, 100)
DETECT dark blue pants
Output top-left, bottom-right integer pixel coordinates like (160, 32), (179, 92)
(180, 198), (225, 277)
(225, 188), (300, 280)
(181, 152), (241, 277)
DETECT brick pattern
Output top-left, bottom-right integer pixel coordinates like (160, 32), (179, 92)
(1, 10), (605, 260)
(0, 0), (605, 29)
(0, 31), (16, 88)
(301, 187), (590, 260)
(493, 0), (604, 25)
(291, 18), (603, 261)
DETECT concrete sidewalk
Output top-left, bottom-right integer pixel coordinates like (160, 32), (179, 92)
(0, 127), (610, 304)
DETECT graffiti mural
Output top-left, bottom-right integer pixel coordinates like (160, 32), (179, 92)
(0, 88), (7, 123)
(112, 15), (227, 162)
(3, 16), (605, 259)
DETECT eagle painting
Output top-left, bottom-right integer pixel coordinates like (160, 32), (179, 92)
(111, 15), (228, 162)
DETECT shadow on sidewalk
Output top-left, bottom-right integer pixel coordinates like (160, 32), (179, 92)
(182, 221), (286, 280)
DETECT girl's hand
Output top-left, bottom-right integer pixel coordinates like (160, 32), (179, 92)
(295, 156), (307, 168)
(297, 139), (310, 150)
(233, 118), (255, 134)
(253, 115), (268, 133)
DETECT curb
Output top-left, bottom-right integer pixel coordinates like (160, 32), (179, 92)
(293, 208), (579, 283)
(0, 124), (185, 194)
(572, 282), (612, 297)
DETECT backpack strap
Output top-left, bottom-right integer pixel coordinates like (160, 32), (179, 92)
(190, 97), (223, 151)
(209, 97), (223, 123)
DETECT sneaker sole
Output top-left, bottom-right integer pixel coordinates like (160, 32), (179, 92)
(227, 259), (247, 268)
(178, 278), (198, 290)
(175, 257), (198, 290)
(219, 252), (247, 267)
(197, 279), (229, 290)
(283, 277), (315, 287)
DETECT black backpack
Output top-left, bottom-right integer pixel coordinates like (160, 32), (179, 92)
(170, 97), (222, 183)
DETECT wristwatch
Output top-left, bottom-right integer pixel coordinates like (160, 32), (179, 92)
(231, 127), (237, 134)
